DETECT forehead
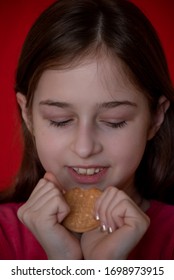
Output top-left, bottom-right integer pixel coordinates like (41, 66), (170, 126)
(34, 56), (144, 103)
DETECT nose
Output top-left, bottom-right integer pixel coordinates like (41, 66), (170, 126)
(70, 125), (103, 158)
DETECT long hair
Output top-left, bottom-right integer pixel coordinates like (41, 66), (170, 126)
(2, 0), (174, 203)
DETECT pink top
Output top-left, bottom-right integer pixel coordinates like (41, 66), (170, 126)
(128, 200), (174, 259)
(0, 203), (47, 260)
(0, 200), (174, 259)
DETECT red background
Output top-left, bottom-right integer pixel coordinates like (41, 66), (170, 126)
(0, 0), (174, 190)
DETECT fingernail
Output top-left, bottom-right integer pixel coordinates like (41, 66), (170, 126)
(108, 226), (113, 233)
(96, 213), (100, 220)
(101, 224), (107, 232)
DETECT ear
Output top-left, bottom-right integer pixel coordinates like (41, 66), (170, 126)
(148, 95), (170, 140)
(16, 92), (32, 132)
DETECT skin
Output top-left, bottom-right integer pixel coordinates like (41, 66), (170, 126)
(17, 56), (169, 259)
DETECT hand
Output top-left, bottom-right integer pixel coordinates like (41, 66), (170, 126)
(17, 172), (82, 259)
(81, 187), (150, 259)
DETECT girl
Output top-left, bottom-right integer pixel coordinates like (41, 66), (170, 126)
(1, 0), (174, 259)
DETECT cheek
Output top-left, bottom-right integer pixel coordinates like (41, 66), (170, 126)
(106, 128), (148, 166)
(33, 130), (65, 170)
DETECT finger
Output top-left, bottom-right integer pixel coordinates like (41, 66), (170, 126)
(29, 178), (48, 199)
(95, 187), (120, 230)
(28, 180), (62, 207)
(96, 187), (147, 233)
(32, 191), (70, 223)
(95, 186), (120, 213)
(95, 186), (113, 216)
(44, 172), (65, 193)
(25, 183), (66, 210)
(110, 198), (150, 233)
(18, 187), (70, 225)
(105, 189), (129, 232)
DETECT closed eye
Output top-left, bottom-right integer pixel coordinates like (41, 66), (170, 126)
(49, 119), (73, 127)
(102, 121), (127, 128)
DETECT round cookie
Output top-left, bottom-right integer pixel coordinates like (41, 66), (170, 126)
(63, 187), (102, 233)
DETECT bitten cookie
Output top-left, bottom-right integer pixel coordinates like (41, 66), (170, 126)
(63, 187), (102, 233)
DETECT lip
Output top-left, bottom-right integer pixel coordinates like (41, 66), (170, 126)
(67, 166), (108, 184)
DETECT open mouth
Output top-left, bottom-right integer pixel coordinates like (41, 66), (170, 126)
(68, 166), (108, 184)
(72, 167), (103, 176)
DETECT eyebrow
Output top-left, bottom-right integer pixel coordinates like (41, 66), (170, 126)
(98, 100), (137, 109)
(39, 100), (71, 108)
(39, 100), (137, 109)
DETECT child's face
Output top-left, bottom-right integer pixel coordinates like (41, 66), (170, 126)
(30, 57), (154, 193)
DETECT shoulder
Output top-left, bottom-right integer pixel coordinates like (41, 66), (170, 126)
(129, 200), (174, 259)
(148, 201), (174, 258)
(0, 202), (22, 229)
(0, 202), (47, 260)
(0, 202), (22, 259)
(147, 200), (174, 224)
(0, 201), (22, 216)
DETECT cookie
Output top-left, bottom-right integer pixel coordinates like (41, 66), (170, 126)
(63, 187), (102, 233)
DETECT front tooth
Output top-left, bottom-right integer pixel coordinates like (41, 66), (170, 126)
(87, 168), (95, 175)
(73, 167), (102, 175)
(78, 168), (87, 175)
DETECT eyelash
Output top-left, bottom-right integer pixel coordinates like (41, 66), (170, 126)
(49, 119), (73, 127)
(104, 121), (127, 128)
(50, 119), (127, 129)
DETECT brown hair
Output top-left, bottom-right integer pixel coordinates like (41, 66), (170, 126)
(3, 0), (174, 203)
